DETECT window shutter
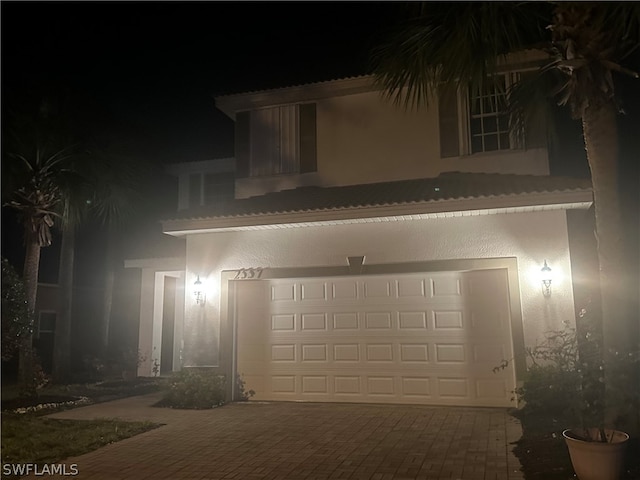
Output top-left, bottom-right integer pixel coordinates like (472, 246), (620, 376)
(299, 103), (317, 173)
(519, 73), (547, 149)
(438, 87), (460, 158)
(279, 105), (299, 174)
(251, 107), (279, 176)
(188, 173), (201, 208)
(235, 111), (250, 178)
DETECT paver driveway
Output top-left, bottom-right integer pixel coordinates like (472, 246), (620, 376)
(34, 392), (524, 480)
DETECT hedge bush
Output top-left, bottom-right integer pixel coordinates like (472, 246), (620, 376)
(159, 370), (226, 409)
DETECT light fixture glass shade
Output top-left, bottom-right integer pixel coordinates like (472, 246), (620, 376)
(541, 261), (552, 297)
(194, 275), (204, 304)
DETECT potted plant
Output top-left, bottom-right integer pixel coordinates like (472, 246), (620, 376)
(498, 313), (638, 480)
(561, 302), (639, 480)
(562, 427), (629, 480)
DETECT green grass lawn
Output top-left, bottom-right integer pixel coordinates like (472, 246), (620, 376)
(1, 412), (160, 466)
(1, 378), (163, 476)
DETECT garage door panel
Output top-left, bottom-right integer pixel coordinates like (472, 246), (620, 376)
(271, 375), (296, 393)
(397, 278), (427, 297)
(334, 344), (360, 362)
(364, 278), (392, 298)
(301, 344), (327, 362)
(334, 376), (361, 394)
(398, 311), (427, 329)
(300, 281), (328, 301)
(271, 344), (296, 362)
(333, 312), (359, 330)
(301, 313), (327, 331)
(331, 280), (359, 300)
(438, 378), (469, 398)
(237, 270), (516, 407)
(429, 275), (463, 298)
(400, 343), (429, 362)
(364, 312), (393, 329)
(365, 343), (394, 361)
(271, 282), (296, 301)
(433, 310), (464, 330)
(402, 377), (431, 397)
(271, 314), (296, 331)
(302, 375), (328, 393)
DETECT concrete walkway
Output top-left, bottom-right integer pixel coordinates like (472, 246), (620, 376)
(29, 393), (525, 480)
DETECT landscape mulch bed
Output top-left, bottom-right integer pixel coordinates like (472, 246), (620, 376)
(1, 378), (163, 413)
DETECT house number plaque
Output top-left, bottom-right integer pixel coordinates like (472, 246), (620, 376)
(234, 267), (264, 280)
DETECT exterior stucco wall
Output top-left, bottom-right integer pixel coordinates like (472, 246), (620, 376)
(235, 90), (550, 198)
(183, 209), (575, 368)
(316, 91), (549, 186)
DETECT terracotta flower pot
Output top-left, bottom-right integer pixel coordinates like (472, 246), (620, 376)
(563, 428), (629, 480)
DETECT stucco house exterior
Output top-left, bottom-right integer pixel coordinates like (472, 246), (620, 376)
(126, 53), (593, 408)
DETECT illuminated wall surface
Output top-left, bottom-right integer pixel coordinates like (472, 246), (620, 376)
(183, 209), (575, 371)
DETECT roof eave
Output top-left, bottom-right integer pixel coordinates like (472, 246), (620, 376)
(162, 190), (593, 236)
(215, 75), (379, 119)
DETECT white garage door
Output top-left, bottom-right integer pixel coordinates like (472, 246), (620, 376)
(236, 269), (516, 407)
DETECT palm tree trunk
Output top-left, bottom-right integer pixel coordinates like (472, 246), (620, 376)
(19, 231), (40, 397)
(53, 225), (74, 383)
(100, 225), (117, 356)
(582, 100), (637, 427)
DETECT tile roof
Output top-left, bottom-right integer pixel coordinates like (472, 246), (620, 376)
(164, 172), (592, 222)
(214, 75), (372, 99)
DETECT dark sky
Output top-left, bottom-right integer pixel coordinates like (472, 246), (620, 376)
(2, 1), (404, 164)
(1, 1), (406, 278)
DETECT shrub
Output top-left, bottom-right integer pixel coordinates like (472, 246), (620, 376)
(160, 369), (226, 409)
(499, 319), (639, 431)
(235, 374), (255, 401)
(515, 326), (584, 423)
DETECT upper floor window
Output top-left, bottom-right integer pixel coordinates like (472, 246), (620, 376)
(235, 103), (317, 178)
(189, 172), (235, 208)
(468, 75), (511, 153)
(439, 72), (544, 158)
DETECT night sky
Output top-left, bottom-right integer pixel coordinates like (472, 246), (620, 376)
(1, 1), (405, 278)
(2, 1), (403, 164)
(2, 2), (638, 279)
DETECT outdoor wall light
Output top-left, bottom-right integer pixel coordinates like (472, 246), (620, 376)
(540, 261), (552, 298)
(194, 275), (205, 305)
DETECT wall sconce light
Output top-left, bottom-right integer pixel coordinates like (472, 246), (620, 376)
(194, 275), (205, 305)
(540, 261), (552, 297)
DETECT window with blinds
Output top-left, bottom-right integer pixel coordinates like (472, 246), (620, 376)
(235, 103), (317, 178)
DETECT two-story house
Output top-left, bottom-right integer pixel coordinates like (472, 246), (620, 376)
(126, 52), (592, 408)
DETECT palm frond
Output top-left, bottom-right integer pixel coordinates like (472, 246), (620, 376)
(372, 2), (550, 109)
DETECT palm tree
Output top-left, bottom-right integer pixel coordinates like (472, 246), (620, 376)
(86, 148), (150, 357)
(52, 167), (92, 383)
(2, 112), (80, 394)
(372, 2), (639, 424)
(51, 145), (150, 380)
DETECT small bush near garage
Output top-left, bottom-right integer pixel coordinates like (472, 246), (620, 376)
(157, 370), (226, 409)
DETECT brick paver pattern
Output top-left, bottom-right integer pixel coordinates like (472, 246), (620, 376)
(30, 393), (525, 480)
